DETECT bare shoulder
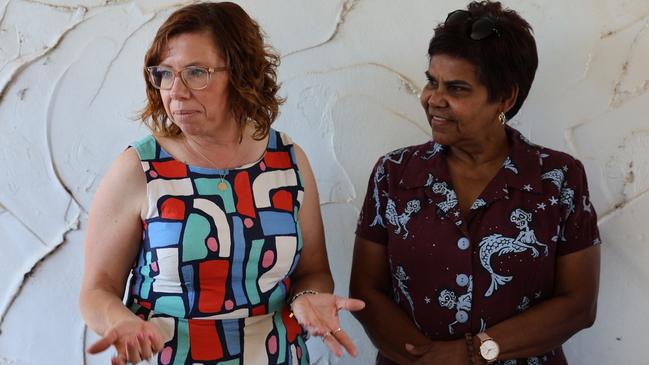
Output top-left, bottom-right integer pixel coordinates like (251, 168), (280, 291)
(292, 143), (309, 167)
(107, 148), (146, 187)
(93, 147), (147, 217)
(84, 147), (148, 292)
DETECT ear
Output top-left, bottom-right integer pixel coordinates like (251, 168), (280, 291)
(501, 85), (519, 114)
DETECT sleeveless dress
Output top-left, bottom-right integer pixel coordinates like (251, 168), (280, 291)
(126, 129), (309, 365)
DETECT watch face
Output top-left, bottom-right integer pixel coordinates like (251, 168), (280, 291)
(480, 339), (500, 361)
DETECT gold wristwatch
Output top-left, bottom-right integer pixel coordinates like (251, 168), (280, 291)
(476, 332), (500, 363)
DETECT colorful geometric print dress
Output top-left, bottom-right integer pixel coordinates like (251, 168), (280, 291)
(126, 129), (309, 365)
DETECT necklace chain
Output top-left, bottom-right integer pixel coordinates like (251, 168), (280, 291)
(183, 135), (240, 190)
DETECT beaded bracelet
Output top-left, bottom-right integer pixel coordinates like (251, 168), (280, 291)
(288, 289), (319, 306)
(464, 333), (476, 365)
(287, 290), (319, 319)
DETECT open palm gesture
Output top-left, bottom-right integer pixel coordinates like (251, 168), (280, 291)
(290, 293), (365, 357)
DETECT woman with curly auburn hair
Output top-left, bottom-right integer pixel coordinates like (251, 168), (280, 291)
(79, 2), (364, 364)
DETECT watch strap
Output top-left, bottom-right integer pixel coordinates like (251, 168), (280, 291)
(476, 332), (492, 343)
(476, 332), (499, 364)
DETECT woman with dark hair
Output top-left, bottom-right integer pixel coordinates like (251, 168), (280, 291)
(79, 2), (363, 364)
(351, 1), (600, 364)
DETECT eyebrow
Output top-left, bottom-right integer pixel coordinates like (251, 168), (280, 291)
(157, 62), (208, 68)
(425, 71), (472, 88)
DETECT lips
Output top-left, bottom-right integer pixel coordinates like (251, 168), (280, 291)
(431, 115), (452, 122)
(173, 110), (199, 116)
(429, 112), (455, 127)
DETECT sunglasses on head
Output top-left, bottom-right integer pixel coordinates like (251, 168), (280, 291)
(445, 9), (500, 41)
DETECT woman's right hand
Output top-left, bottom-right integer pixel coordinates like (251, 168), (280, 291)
(87, 318), (164, 365)
(405, 340), (469, 365)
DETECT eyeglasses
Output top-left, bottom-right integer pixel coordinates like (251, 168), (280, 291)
(445, 10), (500, 41)
(145, 65), (227, 90)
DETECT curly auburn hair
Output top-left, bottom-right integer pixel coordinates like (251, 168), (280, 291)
(140, 2), (284, 140)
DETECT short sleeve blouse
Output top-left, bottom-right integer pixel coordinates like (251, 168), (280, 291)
(356, 126), (600, 365)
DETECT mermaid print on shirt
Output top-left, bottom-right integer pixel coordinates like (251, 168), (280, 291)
(356, 126), (601, 365)
(370, 148), (409, 228)
(479, 208), (549, 297)
(430, 181), (458, 214)
(437, 274), (472, 335)
(420, 142), (444, 160)
(385, 198), (421, 239)
(392, 263), (421, 329)
(503, 156), (519, 174)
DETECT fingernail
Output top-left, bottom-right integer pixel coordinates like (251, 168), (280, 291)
(405, 343), (414, 351)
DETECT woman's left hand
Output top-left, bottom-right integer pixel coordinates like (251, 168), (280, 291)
(290, 293), (365, 357)
(405, 340), (469, 365)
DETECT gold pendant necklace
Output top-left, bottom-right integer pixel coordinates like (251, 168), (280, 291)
(217, 180), (228, 191)
(183, 135), (239, 191)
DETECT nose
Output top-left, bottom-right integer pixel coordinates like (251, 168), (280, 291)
(424, 87), (448, 108)
(169, 75), (191, 100)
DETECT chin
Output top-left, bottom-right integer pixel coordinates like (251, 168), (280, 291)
(173, 121), (203, 136)
(431, 128), (455, 145)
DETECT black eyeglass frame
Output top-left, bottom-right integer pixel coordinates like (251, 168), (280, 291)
(444, 9), (500, 41)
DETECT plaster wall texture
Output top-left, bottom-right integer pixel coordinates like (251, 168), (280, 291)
(0, 0), (647, 364)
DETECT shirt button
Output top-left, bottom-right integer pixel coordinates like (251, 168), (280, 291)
(457, 237), (470, 250)
(456, 311), (469, 323)
(456, 274), (469, 287)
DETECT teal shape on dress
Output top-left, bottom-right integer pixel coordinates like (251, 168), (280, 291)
(273, 311), (287, 363)
(172, 318), (190, 365)
(182, 213), (210, 262)
(132, 135), (157, 161)
(297, 335), (309, 365)
(155, 296), (186, 318)
(267, 282), (286, 313)
(244, 239), (265, 305)
(194, 178), (236, 213)
(140, 252), (153, 299)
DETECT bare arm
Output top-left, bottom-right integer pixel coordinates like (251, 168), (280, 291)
(79, 148), (145, 333)
(79, 148), (163, 363)
(404, 245), (600, 364)
(350, 236), (432, 364)
(289, 143), (333, 295)
(288, 144), (365, 358)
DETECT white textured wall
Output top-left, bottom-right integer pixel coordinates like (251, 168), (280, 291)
(0, 0), (647, 364)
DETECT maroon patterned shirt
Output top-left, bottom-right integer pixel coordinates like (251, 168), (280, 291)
(356, 126), (600, 365)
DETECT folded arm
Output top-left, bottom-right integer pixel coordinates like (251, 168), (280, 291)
(475, 245), (600, 360)
(350, 236), (433, 364)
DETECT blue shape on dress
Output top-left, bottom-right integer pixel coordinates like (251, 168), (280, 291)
(231, 216), (248, 306)
(147, 221), (182, 247)
(181, 265), (195, 311)
(268, 130), (278, 149)
(221, 319), (241, 355)
(259, 211), (297, 235)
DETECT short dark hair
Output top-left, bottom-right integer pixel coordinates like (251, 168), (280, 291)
(428, 1), (538, 119)
(140, 2), (283, 140)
